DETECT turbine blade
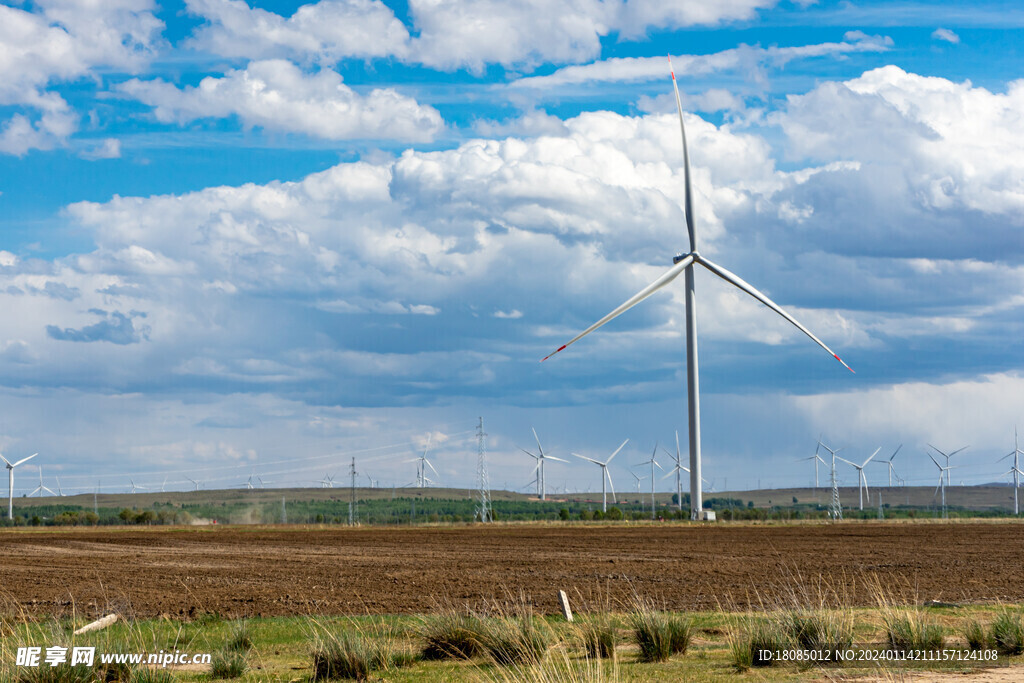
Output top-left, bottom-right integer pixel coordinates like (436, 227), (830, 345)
(425, 459), (440, 478)
(675, 430), (681, 463)
(520, 448), (539, 460)
(532, 427), (543, 457)
(928, 453), (942, 469)
(661, 469), (678, 481)
(541, 256), (694, 361)
(13, 453), (38, 467)
(835, 456), (856, 467)
(572, 453), (601, 465)
(605, 439), (630, 465)
(862, 447), (881, 467)
(890, 444), (903, 462)
(668, 55), (696, 252)
(546, 456), (569, 463)
(606, 468), (616, 502)
(0, 454), (10, 467)
(697, 256), (854, 373)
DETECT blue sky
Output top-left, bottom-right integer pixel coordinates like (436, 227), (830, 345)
(0, 0), (1022, 498)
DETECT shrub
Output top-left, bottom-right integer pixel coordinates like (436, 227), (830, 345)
(990, 611), (1024, 655)
(419, 612), (486, 660)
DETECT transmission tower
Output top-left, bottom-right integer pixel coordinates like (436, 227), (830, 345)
(349, 456), (357, 526)
(830, 456), (843, 520)
(476, 417), (492, 523)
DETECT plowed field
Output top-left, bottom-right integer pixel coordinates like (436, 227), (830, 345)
(2, 522), (1021, 619)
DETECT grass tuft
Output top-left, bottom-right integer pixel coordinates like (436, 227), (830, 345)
(129, 669), (175, 683)
(578, 616), (617, 660)
(480, 615), (550, 667)
(210, 650), (247, 679)
(224, 620), (253, 653)
(309, 620), (416, 681)
(418, 611), (487, 660)
(963, 619), (988, 651)
(729, 617), (787, 670)
(990, 610), (1024, 655)
(784, 608), (853, 660)
(628, 599), (692, 663)
(883, 612), (944, 652)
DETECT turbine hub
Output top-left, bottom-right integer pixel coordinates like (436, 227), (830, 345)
(672, 253), (686, 264)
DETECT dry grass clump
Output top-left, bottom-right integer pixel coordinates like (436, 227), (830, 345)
(990, 610), (1024, 655)
(729, 616), (787, 670)
(479, 614), (550, 667)
(418, 611), (487, 661)
(309, 620), (415, 681)
(578, 615), (617, 660)
(476, 642), (620, 683)
(784, 608), (854, 660)
(963, 619), (988, 651)
(627, 599), (691, 663)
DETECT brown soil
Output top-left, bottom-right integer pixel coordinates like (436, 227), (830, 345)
(1, 522), (1022, 619)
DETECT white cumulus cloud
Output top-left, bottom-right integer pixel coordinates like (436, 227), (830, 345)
(119, 60), (444, 142)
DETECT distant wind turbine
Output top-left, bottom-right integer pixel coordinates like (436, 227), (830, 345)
(572, 439), (628, 513)
(637, 444), (662, 520)
(2, 453), (37, 519)
(929, 444), (967, 488)
(998, 428), (1024, 515)
(520, 428), (567, 501)
(540, 58), (853, 520)
(928, 452), (956, 519)
(30, 465), (56, 497)
(798, 441), (827, 489)
(873, 445), (902, 487)
(836, 448), (880, 511)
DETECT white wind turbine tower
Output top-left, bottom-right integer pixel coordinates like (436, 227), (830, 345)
(998, 428), (1023, 515)
(836, 448), (879, 511)
(928, 453), (956, 519)
(30, 465), (57, 497)
(2, 453), (37, 519)
(630, 471), (646, 496)
(929, 444), (967, 488)
(540, 58), (853, 520)
(520, 428), (567, 501)
(186, 477), (200, 491)
(572, 439), (628, 513)
(637, 445), (663, 520)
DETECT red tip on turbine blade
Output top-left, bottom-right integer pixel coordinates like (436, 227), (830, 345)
(540, 345), (567, 362)
(834, 354), (855, 373)
(667, 54), (676, 80)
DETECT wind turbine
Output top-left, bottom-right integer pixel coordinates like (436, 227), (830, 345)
(55, 476), (65, 497)
(637, 444), (663, 520)
(540, 58), (853, 520)
(128, 479), (147, 494)
(320, 473), (335, 489)
(928, 444), (967, 488)
(186, 477), (200, 491)
(798, 441), (827, 489)
(30, 465), (57, 497)
(2, 453), (37, 519)
(572, 439), (628, 513)
(661, 433), (709, 512)
(630, 471), (647, 497)
(928, 453), (955, 519)
(407, 435), (439, 488)
(836, 448), (879, 511)
(873, 445), (902, 487)
(520, 428), (567, 501)
(998, 428), (1024, 515)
